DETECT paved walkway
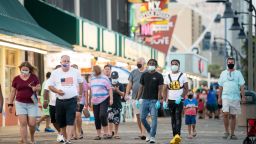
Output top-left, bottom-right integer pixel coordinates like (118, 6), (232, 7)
(0, 117), (247, 144)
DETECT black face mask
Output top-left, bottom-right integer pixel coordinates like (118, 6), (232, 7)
(228, 63), (235, 69)
(188, 94), (193, 99)
(137, 64), (142, 69)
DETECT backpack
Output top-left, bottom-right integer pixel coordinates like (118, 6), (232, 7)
(167, 73), (184, 90)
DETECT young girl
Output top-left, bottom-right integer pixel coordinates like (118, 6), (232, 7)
(184, 93), (198, 139)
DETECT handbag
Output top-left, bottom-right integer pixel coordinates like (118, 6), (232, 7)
(83, 108), (90, 118)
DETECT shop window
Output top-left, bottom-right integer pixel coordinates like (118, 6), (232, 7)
(5, 50), (17, 99)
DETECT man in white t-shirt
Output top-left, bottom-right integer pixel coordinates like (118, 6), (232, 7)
(43, 65), (65, 142)
(48, 55), (83, 144)
(163, 59), (188, 140)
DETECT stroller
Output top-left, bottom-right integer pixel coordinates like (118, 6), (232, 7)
(243, 119), (256, 144)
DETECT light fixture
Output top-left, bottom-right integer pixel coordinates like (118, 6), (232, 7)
(214, 14), (222, 23)
(229, 17), (241, 30)
(0, 41), (47, 54)
(237, 28), (246, 39)
(222, 1), (235, 18)
(206, 0), (226, 2)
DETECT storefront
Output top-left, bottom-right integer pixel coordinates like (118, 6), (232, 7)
(0, 0), (72, 126)
(25, 0), (166, 73)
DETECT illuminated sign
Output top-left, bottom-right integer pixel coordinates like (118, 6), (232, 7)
(140, 0), (170, 22)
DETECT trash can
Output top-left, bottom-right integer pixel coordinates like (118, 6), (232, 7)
(238, 90), (256, 126)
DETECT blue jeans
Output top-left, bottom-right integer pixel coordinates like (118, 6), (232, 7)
(140, 99), (158, 138)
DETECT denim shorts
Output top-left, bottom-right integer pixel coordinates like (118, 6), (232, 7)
(15, 101), (38, 117)
(185, 115), (196, 125)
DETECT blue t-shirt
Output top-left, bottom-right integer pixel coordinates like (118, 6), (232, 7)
(218, 70), (245, 100)
(207, 90), (217, 105)
(184, 98), (198, 115)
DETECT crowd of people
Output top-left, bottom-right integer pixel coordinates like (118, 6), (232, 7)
(2, 55), (246, 144)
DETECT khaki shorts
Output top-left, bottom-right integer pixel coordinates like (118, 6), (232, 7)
(132, 99), (143, 115)
(222, 99), (241, 115)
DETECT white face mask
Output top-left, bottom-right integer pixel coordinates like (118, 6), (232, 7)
(171, 65), (179, 72)
(148, 66), (156, 71)
(21, 70), (30, 75)
(112, 79), (118, 84)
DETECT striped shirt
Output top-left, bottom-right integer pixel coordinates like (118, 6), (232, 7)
(90, 75), (111, 105)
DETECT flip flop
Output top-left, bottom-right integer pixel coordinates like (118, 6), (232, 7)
(93, 136), (101, 140)
(114, 135), (121, 139)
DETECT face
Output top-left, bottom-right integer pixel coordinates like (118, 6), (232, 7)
(171, 61), (179, 67)
(137, 59), (145, 68)
(20, 66), (30, 75)
(227, 59), (235, 65)
(60, 55), (70, 69)
(104, 67), (111, 76)
(148, 60), (157, 67)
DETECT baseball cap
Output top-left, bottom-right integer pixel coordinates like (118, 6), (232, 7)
(111, 71), (119, 79)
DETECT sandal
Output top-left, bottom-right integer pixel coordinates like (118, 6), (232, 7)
(113, 135), (121, 139)
(230, 135), (238, 140)
(93, 136), (101, 140)
(71, 137), (78, 140)
(187, 135), (193, 139)
(78, 135), (83, 139)
(222, 133), (230, 139)
(193, 130), (197, 137)
(139, 136), (146, 140)
(103, 134), (112, 139)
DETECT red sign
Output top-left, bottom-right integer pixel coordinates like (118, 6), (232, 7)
(143, 15), (177, 54)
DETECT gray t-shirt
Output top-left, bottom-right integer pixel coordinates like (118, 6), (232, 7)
(128, 69), (146, 99)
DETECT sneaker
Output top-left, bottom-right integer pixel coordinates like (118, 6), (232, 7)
(149, 137), (156, 143)
(222, 133), (230, 139)
(57, 134), (65, 143)
(146, 136), (150, 142)
(230, 134), (238, 140)
(64, 140), (72, 144)
(45, 127), (55, 133)
(35, 125), (40, 132)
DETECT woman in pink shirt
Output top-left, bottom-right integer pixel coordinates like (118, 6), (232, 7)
(8, 61), (40, 144)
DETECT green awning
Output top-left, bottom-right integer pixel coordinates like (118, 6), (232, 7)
(24, 0), (79, 45)
(0, 0), (72, 49)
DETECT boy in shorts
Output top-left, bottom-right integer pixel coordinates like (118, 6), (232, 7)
(184, 93), (198, 139)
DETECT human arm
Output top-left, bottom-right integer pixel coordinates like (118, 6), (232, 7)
(109, 88), (113, 106)
(181, 82), (189, 98)
(0, 85), (3, 113)
(43, 90), (49, 109)
(240, 85), (245, 103)
(218, 86), (223, 105)
(49, 86), (64, 96)
(8, 87), (17, 113)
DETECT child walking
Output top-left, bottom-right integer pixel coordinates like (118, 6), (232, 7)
(184, 93), (198, 139)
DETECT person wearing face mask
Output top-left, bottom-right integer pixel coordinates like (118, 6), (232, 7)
(8, 61), (40, 144)
(107, 71), (124, 139)
(183, 92), (198, 139)
(125, 57), (147, 140)
(218, 57), (246, 140)
(136, 59), (164, 143)
(162, 59), (188, 142)
(48, 55), (84, 144)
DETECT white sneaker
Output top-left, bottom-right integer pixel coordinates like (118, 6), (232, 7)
(57, 134), (65, 143)
(146, 135), (150, 142)
(149, 137), (156, 143)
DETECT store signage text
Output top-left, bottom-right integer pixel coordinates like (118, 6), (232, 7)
(150, 36), (169, 45)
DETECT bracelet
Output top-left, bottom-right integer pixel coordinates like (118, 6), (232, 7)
(44, 100), (49, 102)
(8, 104), (13, 107)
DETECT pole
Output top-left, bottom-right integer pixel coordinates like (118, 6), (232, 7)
(224, 19), (227, 68)
(248, 0), (253, 91)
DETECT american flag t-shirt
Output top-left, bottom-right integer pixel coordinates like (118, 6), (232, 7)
(61, 77), (74, 86)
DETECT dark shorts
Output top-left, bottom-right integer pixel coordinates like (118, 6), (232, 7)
(206, 104), (218, 113)
(185, 115), (196, 125)
(108, 108), (121, 125)
(49, 105), (56, 124)
(76, 104), (84, 113)
(56, 97), (77, 128)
